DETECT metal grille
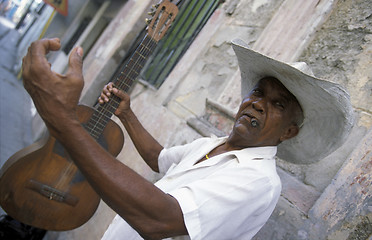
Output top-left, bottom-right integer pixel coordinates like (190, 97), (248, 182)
(141, 0), (222, 88)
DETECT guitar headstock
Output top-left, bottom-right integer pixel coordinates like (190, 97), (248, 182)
(147, 0), (179, 42)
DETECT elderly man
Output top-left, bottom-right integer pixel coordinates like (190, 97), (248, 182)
(21, 38), (353, 239)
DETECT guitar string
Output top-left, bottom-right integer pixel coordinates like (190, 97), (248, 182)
(53, 8), (167, 193)
(87, 17), (161, 136)
(100, 10), (169, 122)
(54, 152), (76, 194)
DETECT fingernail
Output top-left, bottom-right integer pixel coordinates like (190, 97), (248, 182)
(76, 47), (83, 57)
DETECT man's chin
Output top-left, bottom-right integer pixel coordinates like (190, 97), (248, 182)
(233, 123), (260, 140)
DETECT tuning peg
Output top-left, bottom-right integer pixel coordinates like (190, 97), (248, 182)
(149, 3), (159, 15)
(145, 18), (152, 24)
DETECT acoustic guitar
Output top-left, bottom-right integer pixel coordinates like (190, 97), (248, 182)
(0, 0), (178, 231)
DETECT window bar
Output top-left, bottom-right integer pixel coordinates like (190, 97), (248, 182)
(154, 0), (220, 87)
(149, 0), (209, 86)
(144, 0), (201, 85)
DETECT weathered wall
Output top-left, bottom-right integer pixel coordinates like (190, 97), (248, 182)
(308, 129), (372, 240)
(298, 0), (372, 192)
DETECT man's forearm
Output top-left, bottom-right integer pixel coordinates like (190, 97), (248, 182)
(99, 85), (163, 172)
(118, 108), (163, 172)
(55, 120), (186, 238)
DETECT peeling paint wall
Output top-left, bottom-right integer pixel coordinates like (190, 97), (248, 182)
(307, 130), (372, 240)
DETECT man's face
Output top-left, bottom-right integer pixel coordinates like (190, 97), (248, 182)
(231, 77), (302, 148)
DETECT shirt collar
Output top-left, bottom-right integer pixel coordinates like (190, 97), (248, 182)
(216, 136), (278, 163)
(232, 146), (277, 163)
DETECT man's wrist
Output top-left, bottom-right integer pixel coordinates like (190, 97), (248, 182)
(46, 114), (82, 139)
(118, 108), (135, 122)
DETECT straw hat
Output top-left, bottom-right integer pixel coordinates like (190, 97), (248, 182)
(231, 39), (354, 164)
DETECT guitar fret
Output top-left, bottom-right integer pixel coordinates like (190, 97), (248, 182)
(116, 81), (132, 91)
(86, 121), (104, 133)
(89, 128), (102, 139)
(89, 122), (105, 133)
(141, 45), (152, 52)
(94, 118), (107, 128)
(96, 113), (111, 123)
(91, 113), (108, 122)
(137, 52), (146, 59)
(131, 69), (139, 75)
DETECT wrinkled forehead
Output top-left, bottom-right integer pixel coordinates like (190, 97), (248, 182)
(253, 77), (297, 99)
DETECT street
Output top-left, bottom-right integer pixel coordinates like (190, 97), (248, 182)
(0, 16), (33, 185)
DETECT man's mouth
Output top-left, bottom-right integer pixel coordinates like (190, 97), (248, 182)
(251, 118), (258, 128)
(242, 113), (260, 128)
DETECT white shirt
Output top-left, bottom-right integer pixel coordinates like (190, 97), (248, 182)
(102, 137), (281, 240)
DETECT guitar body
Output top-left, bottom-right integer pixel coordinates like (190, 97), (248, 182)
(0, 105), (124, 231)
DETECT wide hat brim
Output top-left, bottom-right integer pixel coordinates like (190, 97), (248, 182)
(231, 39), (354, 164)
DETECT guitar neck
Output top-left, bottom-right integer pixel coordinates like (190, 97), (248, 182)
(115, 34), (158, 93)
(85, 34), (158, 139)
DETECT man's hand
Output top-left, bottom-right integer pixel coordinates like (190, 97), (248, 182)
(98, 82), (131, 119)
(22, 38), (84, 135)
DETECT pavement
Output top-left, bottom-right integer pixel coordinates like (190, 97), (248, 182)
(0, 16), (33, 180)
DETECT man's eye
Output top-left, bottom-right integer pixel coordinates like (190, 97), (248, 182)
(252, 89), (262, 95)
(275, 102), (285, 109)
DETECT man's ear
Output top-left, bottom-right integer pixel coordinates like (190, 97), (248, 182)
(280, 124), (300, 142)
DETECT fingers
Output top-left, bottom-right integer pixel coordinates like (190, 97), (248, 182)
(98, 92), (110, 104)
(98, 83), (114, 104)
(22, 38), (61, 81)
(66, 46), (84, 82)
(46, 38), (62, 52)
(98, 83), (129, 104)
(22, 39), (59, 93)
(27, 38), (61, 59)
(107, 82), (114, 93)
(111, 87), (128, 101)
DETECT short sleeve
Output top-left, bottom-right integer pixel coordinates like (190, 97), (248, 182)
(158, 138), (213, 174)
(167, 165), (281, 240)
(158, 147), (183, 174)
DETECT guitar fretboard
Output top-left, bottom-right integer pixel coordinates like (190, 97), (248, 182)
(84, 34), (158, 140)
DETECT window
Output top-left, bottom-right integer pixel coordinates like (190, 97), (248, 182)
(142, 0), (222, 88)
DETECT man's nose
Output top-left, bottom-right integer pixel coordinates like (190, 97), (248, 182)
(252, 99), (265, 114)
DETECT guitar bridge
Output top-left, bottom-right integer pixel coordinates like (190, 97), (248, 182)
(26, 179), (79, 206)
